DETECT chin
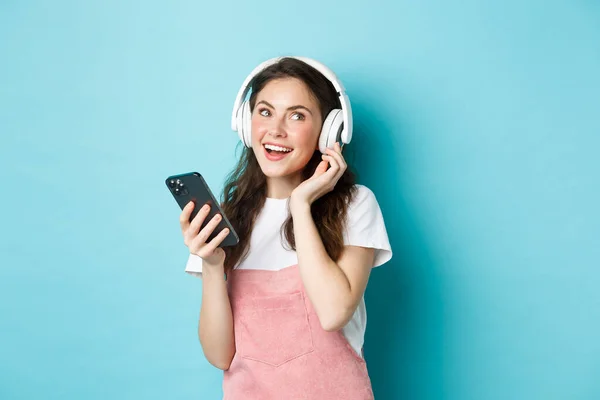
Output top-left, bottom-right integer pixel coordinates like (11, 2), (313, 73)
(252, 142), (318, 182)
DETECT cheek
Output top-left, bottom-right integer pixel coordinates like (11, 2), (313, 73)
(250, 118), (267, 143)
(294, 124), (321, 150)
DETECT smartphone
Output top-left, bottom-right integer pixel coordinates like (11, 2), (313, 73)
(165, 172), (239, 247)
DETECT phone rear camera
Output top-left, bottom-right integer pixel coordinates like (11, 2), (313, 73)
(172, 180), (188, 196)
(168, 179), (176, 188)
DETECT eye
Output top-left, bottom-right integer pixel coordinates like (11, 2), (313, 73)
(291, 112), (305, 121)
(258, 108), (271, 117)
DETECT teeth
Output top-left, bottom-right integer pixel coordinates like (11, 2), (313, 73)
(264, 144), (292, 152)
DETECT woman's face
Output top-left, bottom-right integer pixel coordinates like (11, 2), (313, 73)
(250, 77), (322, 182)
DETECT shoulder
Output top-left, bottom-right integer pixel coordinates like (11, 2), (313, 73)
(347, 184), (380, 211)
(344, 183), (386, 228)
(343, 184), (393, 267)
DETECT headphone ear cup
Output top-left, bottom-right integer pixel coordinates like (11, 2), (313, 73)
(319, 109), (343, 154)
(240, 101), (252, 147)
(236, 101), (247, 145)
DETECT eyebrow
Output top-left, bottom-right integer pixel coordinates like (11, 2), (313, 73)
(256, 100), (313, 115)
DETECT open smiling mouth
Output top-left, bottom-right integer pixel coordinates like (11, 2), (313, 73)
(263, 144), (293, 161)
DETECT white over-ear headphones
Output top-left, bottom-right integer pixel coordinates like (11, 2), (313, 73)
(231, 56), (353, 154)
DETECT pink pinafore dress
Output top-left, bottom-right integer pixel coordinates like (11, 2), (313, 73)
(222, 264), (374, 400)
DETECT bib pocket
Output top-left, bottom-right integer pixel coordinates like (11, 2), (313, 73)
(236, 291), (314, 367)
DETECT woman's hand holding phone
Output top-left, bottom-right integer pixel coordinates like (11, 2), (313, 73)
(180, 201), (230, 268)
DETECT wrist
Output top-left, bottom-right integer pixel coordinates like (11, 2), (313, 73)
(290, 199), (311, 217)
(289, 194), (311, 213)
(290, 204), (312, 220)
(202, 259), (225, 278)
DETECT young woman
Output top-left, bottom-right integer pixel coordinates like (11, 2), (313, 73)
(180, 57), (392, 399)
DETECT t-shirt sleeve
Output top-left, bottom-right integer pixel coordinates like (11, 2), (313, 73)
(184, 253), (203, 278)
(343, 185), (393, 267)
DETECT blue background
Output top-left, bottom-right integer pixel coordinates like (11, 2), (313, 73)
(1, 1), (599, 399)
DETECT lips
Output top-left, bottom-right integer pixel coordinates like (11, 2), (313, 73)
(263, 147), (292, 161)
(263, 143), (293, 162)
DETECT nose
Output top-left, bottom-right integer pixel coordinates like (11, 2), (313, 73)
(267, 116), (287, 138)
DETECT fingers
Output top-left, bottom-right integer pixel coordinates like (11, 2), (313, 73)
(188, 203), (211, 236)
(315, 143), (346, 193)
(179, 201), (195, 231)
(195, 213), (223, 245)
(188, 211), (226, 252)
(322, 154), (341, 177)
(313, 160), (329, 177)
(321, 154), (337, 174)
(326, 142), (346, 169)
(182, 203), (216, 249)
(197, 227), (231, 256)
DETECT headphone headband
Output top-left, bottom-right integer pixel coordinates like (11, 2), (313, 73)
(231, 56), (353, 144)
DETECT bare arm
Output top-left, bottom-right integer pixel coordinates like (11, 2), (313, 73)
(291, 203), (374, 332)
(180, 201), (235, 370)
(198, 262), (235, 370)
(289, 143), (375, 332)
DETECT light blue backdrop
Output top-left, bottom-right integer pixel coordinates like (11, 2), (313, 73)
(1, 1), (598, 399)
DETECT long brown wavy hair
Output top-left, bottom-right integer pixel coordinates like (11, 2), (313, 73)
(221, 57), (358, 273)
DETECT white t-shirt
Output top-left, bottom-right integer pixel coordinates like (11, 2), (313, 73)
(184, 184), (392, 357)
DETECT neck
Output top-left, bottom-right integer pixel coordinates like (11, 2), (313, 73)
(266, 174), (303, 199)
